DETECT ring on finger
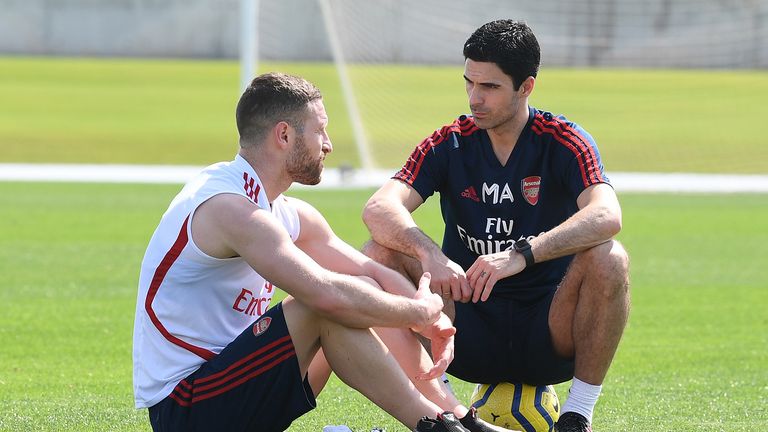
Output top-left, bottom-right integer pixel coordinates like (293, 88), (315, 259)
(480, 271), (488, 278)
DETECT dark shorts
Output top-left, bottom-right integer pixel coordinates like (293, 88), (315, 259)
(148, 303), (316, 432)
(447, 288), (574, 386)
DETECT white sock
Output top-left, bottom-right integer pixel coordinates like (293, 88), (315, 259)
(561, 377), (602, 423)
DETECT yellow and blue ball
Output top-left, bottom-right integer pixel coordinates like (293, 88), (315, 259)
(469, 382), (560, 432)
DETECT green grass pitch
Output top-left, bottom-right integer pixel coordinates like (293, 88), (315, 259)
(0, 182), (766, 431)
(1, 56), (766, 431)
(1, 56), (767, 173)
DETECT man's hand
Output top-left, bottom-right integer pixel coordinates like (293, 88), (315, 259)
(410, 273), (445, 332)
(421, 253), (471, 303)
(411, 272), (456, 380)
(413, 312), (455, 380)
(466, 250), (525, 302)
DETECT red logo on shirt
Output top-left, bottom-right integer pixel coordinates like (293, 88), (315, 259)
(253, 316), (272, 337)
(232, 287), (272, 317)
(522, 176), (541, 205)
(461, 186), (480, 202)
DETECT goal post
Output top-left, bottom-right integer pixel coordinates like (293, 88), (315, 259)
(239, 0), (259, 93)
(317, 0), (374, 171)
(239, 0), (374, 170)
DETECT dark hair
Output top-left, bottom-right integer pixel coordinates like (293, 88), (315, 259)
(236, 72), (322, 147)
(463, 20), (540, 90)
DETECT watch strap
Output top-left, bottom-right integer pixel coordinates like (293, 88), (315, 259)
(514, 240), (535, 268)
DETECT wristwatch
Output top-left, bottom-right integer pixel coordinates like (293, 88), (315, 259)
(513, 239), (535, 268)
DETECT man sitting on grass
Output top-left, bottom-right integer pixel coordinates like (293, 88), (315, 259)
(133, 72), (510, 432)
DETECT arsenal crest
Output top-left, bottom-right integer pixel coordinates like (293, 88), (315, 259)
(252, 316), (272, 337)
(521, 176), (541, 205)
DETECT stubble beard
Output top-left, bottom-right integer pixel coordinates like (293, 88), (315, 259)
(471, 97), (522, 132)
(474, 112), (511, 132)
(287, 135), (323, 186)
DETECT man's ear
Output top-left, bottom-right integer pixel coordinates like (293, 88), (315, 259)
(519, 76), (536, 96)
(273, 121), (291, 149)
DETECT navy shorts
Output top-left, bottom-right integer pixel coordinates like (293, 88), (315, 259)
(447, 288), (574, 386)
(148, 302), (316, 432)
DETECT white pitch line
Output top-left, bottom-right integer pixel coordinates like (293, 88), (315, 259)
(0, 163), (767, 193)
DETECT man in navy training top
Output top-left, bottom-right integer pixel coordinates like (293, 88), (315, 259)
(362, 19), (630, 432)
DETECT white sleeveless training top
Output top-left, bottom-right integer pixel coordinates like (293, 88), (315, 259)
(132, 155), (300, 408)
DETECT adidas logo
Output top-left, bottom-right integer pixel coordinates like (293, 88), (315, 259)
(461, 186), (480, 202)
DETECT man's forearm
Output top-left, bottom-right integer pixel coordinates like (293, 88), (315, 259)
(364, 199), (441, 262)
(530, 203), (621, 263)
(320, 273), (432, 329)
(365, 261), (418, 298)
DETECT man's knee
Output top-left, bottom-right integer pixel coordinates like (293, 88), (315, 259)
(600, 239), (629, 273)
(283, 296), (321, 335)
(362, 240), (390, 263)
(361, 240), (418, 281)
(579, 240), (630, 296)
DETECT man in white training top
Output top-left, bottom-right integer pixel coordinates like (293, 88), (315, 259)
(132, 72), (511, 432)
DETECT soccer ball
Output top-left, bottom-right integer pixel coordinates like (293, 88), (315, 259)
(469, 382), (560, 432)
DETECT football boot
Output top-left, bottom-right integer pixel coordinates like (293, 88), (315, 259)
(554, 411), (592, 432)
(459, 407), (521, 432)
(414, 411), (470, 432)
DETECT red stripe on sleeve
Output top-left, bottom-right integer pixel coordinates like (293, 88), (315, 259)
(535, 114), (605, 184)
(532, 121), (590, 186)
(394, 117), (477, 185)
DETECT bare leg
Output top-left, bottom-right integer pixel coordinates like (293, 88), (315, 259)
(375, 326), (468, 416)
(363, 240), (465, 414)
(549, 240), (631, 385)
(282, 296), (442, 429)
(307, 349), (332, 398)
